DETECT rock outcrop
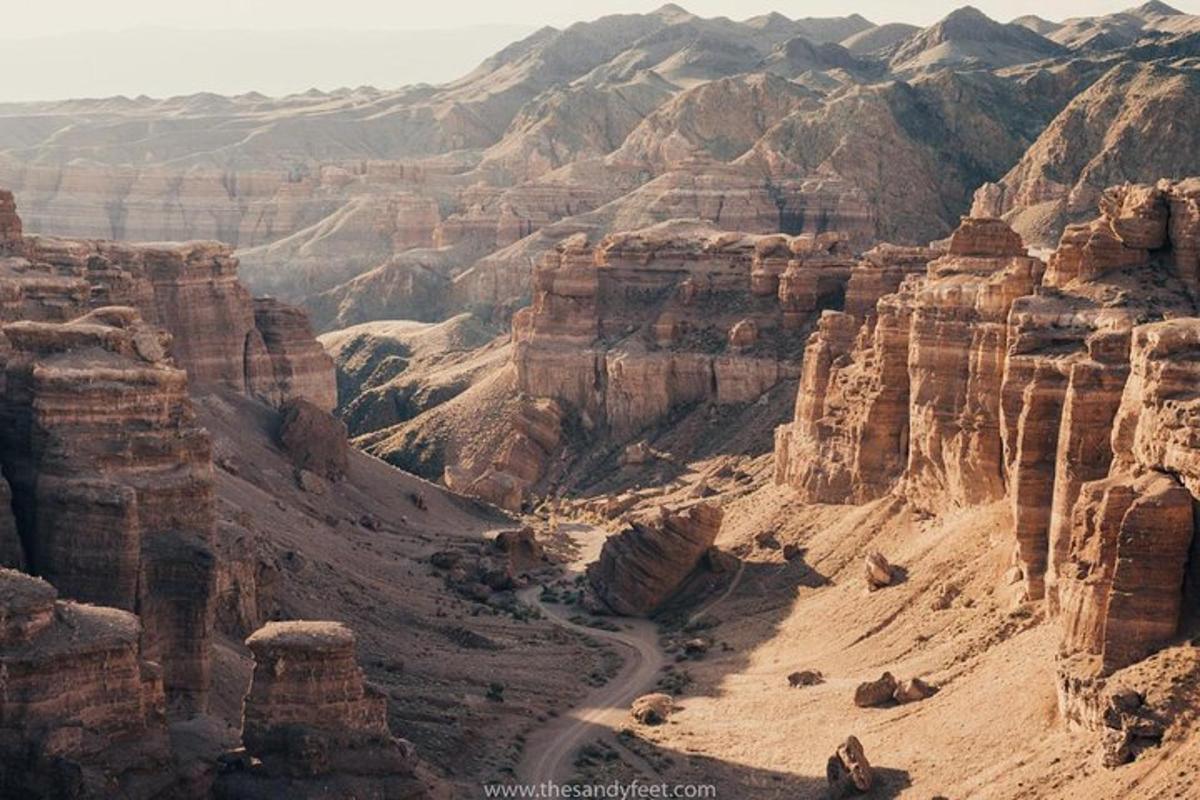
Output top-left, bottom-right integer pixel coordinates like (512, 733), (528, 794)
(587, 501), (723, 616)
(251, 298), (338, 412)
(777, 183), (1200, 734)
(277, 398), (350, 481)
(0, 190), (334, 410)
(0, 307), (217, 715)
(775, 217), (1042, 507)
(0, 568), (172, 799)
(222, 621), (417, 796)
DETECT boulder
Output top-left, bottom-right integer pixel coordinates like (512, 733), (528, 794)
(277, 399), (350, 481)
(788, 670), (825, 688)
(587, 501), (723, 616)
(864, 551), (894, 590)
(826, 735), (873, 798)
(893, 677), (939, 704)
(490, 527), (545, 573)
(853, 672), (898, 708)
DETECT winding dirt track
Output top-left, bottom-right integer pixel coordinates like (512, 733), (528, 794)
(514, 525), (745, 787)
(515, 585), (665, 785)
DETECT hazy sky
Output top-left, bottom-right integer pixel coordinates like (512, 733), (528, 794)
(0, 1), (1196, 101)
(2, 0), (1198, 35)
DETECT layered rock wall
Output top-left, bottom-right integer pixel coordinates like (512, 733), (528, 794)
(0, 190), (335, 410)
(0, 308), (217, 715)
(0, 569), (172, 799)
(777, 184), (1200, 693)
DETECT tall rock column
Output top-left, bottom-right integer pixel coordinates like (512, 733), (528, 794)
(0, 307), (216, 715)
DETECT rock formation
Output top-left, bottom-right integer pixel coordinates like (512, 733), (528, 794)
(826, 735), (873, 798)
(630, 693), (675, 726)
(0, 190), (334, 410)
(451, 223), (865, 510)
(0, 568), (172, 799)
(775, 182), (1200, 740)
(277, 398), (350, 481)
(0, 307), (217, 715)
(251, 298), (338, 412)
(221, 621), (417, 796)
(587, 501), (723, 616)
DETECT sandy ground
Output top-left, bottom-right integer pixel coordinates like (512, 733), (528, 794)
(516, 539), (665, 784)
(605, 486), (1200, 800)
(195, 390), (611, 796)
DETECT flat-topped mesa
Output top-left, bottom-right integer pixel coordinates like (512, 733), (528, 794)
(587, 501), (723, 616)
(0, 188), (335, 411)
(0, 307), (216, 716)
(516, 222), (856, 437)
(0, 569), (172, 799)
(230, 621), (417, 793)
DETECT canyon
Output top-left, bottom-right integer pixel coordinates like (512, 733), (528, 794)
(2, 2), (1200, 799)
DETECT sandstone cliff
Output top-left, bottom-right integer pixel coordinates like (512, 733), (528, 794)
(775, 181), (1200, 718)
(0, 568), (172, 799)
(0, 307), (217, 715)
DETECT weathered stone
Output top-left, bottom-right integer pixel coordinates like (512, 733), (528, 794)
(0, 569), (172, 799)
(864, 551), (894, 590)
(853, 672), (898, 707)
(0, 308), (216, 716)
(277, 398), (350, 481)
(241, 621), (416, 780)
(1058, 472), (1194, 674)
(826, 735), (873, 798)
(893, 677), (939, 704)
(631, 693), (674, 725)
(788, 670), (825, 688)
(251, 298), (338, 412)
(588, 501), (723, 616)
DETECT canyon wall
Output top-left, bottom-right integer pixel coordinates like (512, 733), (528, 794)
(0, 188), (390, 796)
(0, 307), (217, 715)
(0, 568), (173, 799)
(775, 180), (1200, 716)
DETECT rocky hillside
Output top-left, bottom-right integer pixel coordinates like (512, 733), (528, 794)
(0, 4), (1197, 325)
(0, 189), (606, 798)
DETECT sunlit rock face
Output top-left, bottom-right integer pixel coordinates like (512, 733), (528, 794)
(776, 182), (1200, 687)
(587, 501), (724, 616)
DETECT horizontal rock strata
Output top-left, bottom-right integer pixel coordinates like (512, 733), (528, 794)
(587, 501), (723, 616)
(0, 307), (217, 716)
(0, 568), (172, 799)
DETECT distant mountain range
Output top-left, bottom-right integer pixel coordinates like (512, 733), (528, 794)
(0, 2), (1197, 328)
(0, 25), (538, 101)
